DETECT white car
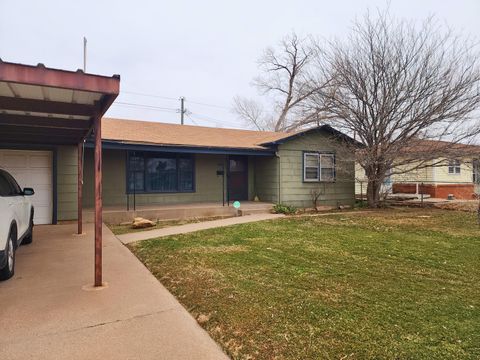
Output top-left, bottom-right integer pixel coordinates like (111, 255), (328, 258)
(0, 168), (35, 281)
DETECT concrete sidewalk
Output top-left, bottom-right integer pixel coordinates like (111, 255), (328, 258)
(117, 213), (284, 244)
(0, 223), (227, 360)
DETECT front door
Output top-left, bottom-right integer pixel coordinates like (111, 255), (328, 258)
(228, 156), (248, 201)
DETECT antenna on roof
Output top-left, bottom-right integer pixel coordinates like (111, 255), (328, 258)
(83, 37), (87, 72)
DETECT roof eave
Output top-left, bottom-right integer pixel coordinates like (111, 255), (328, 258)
(259, 125), (364, 147)
(86, 139), (277, 156)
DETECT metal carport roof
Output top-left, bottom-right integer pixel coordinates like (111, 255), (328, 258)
(0, 59), (120, 287)
(0, 59), (119, 145)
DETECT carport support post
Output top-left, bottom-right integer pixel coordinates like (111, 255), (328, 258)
(94, 114), (103, 287)
(77, 142), (83, 235)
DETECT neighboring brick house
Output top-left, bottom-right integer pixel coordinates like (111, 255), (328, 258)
(355, 141), (480, 200)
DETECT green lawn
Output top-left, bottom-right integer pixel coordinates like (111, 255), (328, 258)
(129, 209), (480, 359)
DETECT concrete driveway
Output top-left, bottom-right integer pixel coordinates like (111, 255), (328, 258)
(0, 223), (227, 360)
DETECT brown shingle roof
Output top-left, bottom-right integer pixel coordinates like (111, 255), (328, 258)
(102, 118), (291, 150)
(401, 139), (480, 156)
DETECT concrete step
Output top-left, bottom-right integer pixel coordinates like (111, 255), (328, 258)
(242, 208), (273, 215)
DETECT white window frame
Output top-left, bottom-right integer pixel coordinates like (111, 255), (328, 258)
(448, 159), (461, 175)
(304, 153), (320, 182)
(473, 159), (480, 184)
(303, 152), (336, 182)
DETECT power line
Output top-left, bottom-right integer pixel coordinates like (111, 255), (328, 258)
(189, 111), (228, 124)
(121, 89), (231, 111)
(121, 90), (178, 102)
(188, 111), (242, 128)
(110, 99), (242, 127)
(186, 114), (199, 126)
(111, 105), (176, 114)
(113, 101), (177, 112)
(187, 99), (230, 111)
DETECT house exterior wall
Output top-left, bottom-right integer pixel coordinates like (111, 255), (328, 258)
(276, 132), (355, 208)
(253, 156), (279, 203)
(355, 157), (478, 199)
(355, 161), (434, 195)
(81, 133), (355, 211)
(392, 161), (434, 183)
(433, 158), (474, 184)
(83, 149), (228, 208)
(354, 163), (366, 195)
(56, 145), (78, 221)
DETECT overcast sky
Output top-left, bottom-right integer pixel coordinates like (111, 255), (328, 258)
(1, 0), (479, 129)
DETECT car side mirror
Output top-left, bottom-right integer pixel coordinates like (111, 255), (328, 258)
(23, 188), (35, 196)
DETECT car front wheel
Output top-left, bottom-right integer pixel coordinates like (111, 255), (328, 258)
(0, 232), (15, 281)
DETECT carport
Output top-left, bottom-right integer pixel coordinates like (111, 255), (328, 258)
(0, 60), (120, 286)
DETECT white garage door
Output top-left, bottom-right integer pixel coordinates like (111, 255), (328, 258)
(0, 150), (53, 224)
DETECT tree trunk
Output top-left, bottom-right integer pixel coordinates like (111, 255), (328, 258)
(477, 198), (480, 226)
(366, 179), (382, 208)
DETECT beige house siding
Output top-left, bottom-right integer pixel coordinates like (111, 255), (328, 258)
(56, 145), (78, 221)
(433, 158), (474, 184)
(84, 149), (230, 208)
(276, 132), (355, 208)
(356, 160), (433, 182)
(354, 163), (367, 195)
(392, 161), (434, 183)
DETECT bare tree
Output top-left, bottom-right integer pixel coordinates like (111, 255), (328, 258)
(233, 33), (322, 131)
(232, 96), (275, 131)
(308, 10), (480, 207)
(310, 185), (326, 212)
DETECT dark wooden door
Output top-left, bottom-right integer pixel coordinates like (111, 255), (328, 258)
(228, 155), (248, 201)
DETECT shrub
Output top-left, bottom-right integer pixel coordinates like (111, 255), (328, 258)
(273, 203), (297, 215)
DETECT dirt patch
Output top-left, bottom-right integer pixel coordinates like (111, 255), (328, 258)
(433, 201), (478, 212)
(108, 215), (235, 235)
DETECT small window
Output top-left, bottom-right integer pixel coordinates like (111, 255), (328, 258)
(303, 152), (335, 182)
(304, 153), (320, 181)
(448, 159), (461, 175)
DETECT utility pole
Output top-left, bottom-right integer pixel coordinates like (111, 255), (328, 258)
(179, 96), (186, 125)
(83, 37), (87, 72)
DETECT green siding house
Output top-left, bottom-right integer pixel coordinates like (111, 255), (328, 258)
(1, 116), (357, 225)
(79, 118), (357, 214)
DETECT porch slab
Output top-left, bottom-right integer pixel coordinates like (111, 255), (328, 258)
(84, 201), (274, 224)
(0, 223), (227, 360)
